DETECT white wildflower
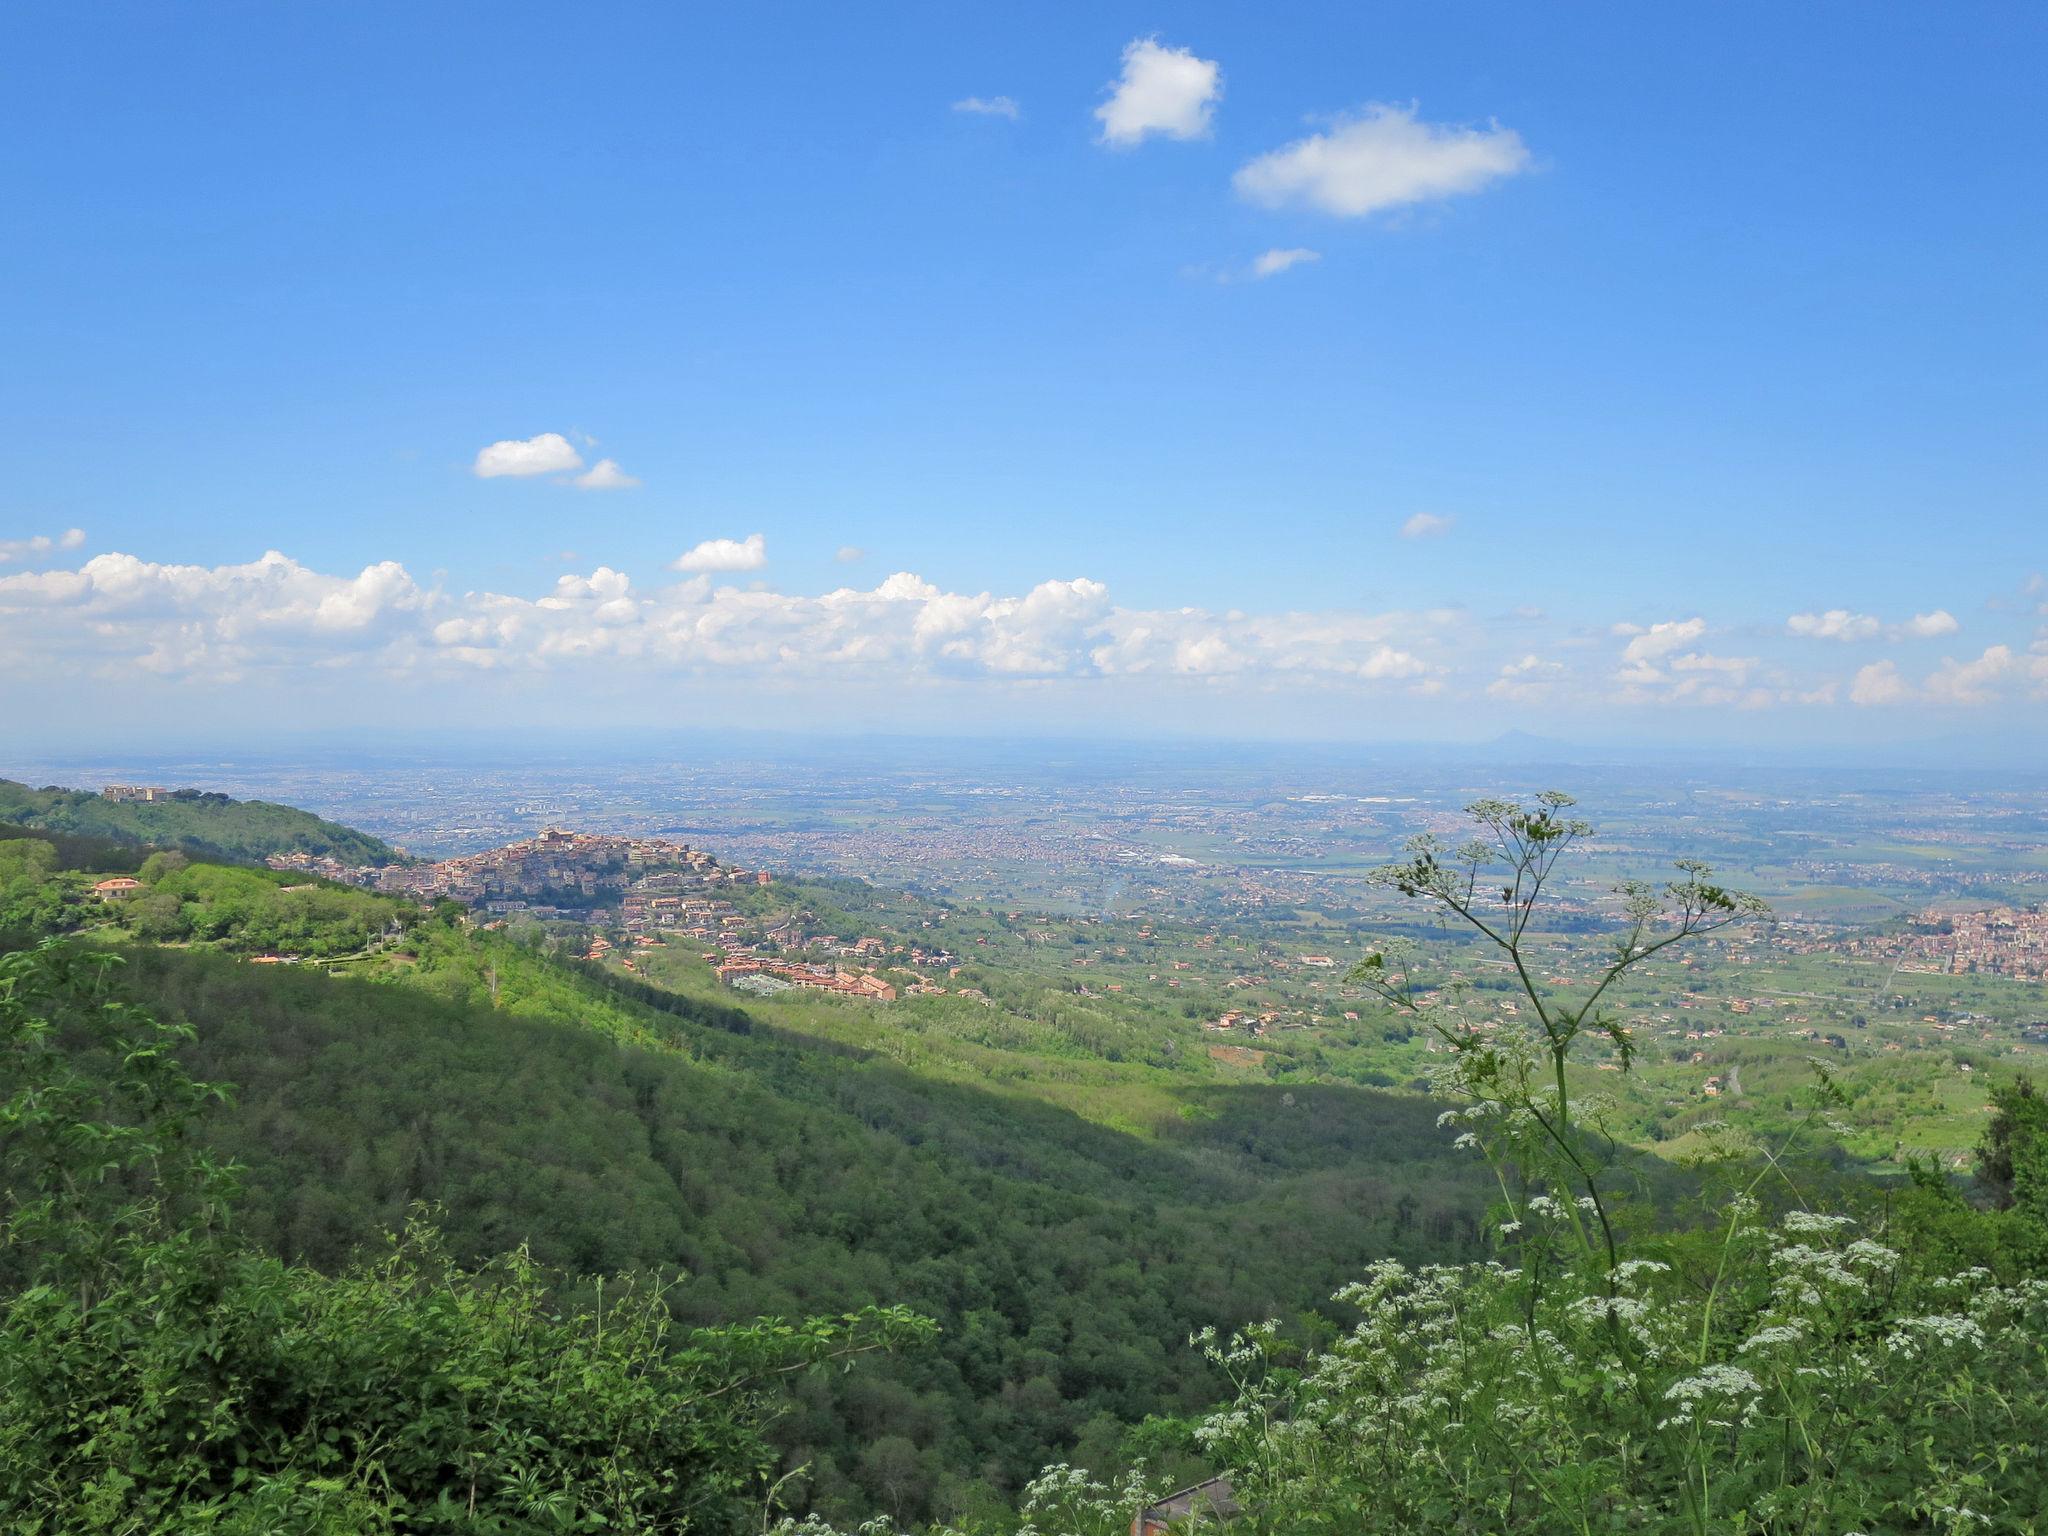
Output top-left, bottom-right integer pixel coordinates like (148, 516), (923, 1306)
(1780, 1210), (1855, 1236)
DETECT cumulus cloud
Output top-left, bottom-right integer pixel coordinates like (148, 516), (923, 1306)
(1251, 247), (1320, 279)
(1850, 645), (2014, 707)
(1234, 103), (1530, 218)
(0, 549), (430, 679)
(1901, 609), (1959, 638)
(1096, 38), (1221, 146)
(1924, 645), (2013, 705)
(671, 534), (767, 574)
(1486, 654), (1565, 704)
(572, 459), (641, 491)
(1615, 617), (1707, 665)
(1849, 660), (1910, 707)
(33, 546), (2027, 721)
(953, 95), (1019, 119)
(1, 546), (1460, 695)
(473, 432), (585, 479)
(1789, 607), (1960, 641)
(0, 528), (85, 563)
(1399, 512), (1455, 539)
(1606, 619), (1773, 705)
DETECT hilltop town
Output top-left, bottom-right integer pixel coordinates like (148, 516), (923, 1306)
(267, 827), (765, 918)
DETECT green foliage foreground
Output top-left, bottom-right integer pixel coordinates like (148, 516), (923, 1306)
(0, 942), (931, 1534)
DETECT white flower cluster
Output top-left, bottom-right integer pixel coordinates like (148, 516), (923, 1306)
(1882, 1313), (1987, 1359)
(1657, 1364), (1763, 1431)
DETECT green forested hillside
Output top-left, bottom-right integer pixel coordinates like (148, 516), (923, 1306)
(3, 883), (1483, 1526)
(0, 839), (410, 956)
(0, 779), (404, 865)
(1, 941), (929, 1536)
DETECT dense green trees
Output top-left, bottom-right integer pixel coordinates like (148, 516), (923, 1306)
(0, 779), (404, 866)
(0, 941), (930, 1533)
(88, 921), (1480, 1524)
(0, 847), (412, 957)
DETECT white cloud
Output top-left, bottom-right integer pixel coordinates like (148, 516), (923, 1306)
(1486, 654), (1565, 704)
(1788, 609), (1880, 642)
(572, 458), (641, 491)
(0, 549), (430, 679)
(2, 546), (1462, 695)
(1849, 645), (2014, 707)
(1234, 103), (1530, 218)
(1789, 607), (1960, 641)
(473, 432), (584, 479)
(1251, 247), (1320, 279)
(1849, 660), (1911, 707)
(835, 546), (867, 564)
(1618, 617), (1706, 665)
(1924, 645), (2013, 706)
(670, 533), (767, 574)
(0, 528), (85, 564)
(1399, 511), (1455, 539)
(1096, 38), (1221, 147)
(953, 95), (1019, 120)
(1608, 620), (1775, 706)
(1901, 609), (1959, 638)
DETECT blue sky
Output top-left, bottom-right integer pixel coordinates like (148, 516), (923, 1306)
(2, 2), (2044, 748)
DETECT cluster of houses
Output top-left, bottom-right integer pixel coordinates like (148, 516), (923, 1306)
(1847, 906), (2048, 982)
(712, 956), (899, 1002)
(703, 925), (978, 1005)
(267, 829), (768, 920)
(101, 784), (171, 804)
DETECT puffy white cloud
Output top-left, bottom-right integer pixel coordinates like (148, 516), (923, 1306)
(1096, 38), (1221, 146)
(1849, 646), (2014, 707)
(2, 545), (1464, 697)
(0, 549), (430, 679)
(671, 533), (767, 573)
(1251, 247), (1320, 279)
(1617, 617), (1707, 665)
(473, 432), (584, 478)
(44, 547), (2031, 721)
(1486, 654), (1566, 704)
(1234, 103), (1529, 218)
(1849, 660), (1911, 707)
(1399, 511), (1455, 539)
(953, 95), (1019, 119)
(1607, 620), (1776, 706)
(572, 458), (640, 491)
(1923, 644), (2013, 705)
(1789, 607), (1960, 641)
(0, 528), (85, 563)
(1901, 609), (1959, 638)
